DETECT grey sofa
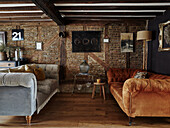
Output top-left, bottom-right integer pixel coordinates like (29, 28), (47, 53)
(0, 64), (60, 125)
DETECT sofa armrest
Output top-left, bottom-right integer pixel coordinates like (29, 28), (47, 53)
(0, 73), (37, 99)
(0, 73), (37, 116)
(122, 78), (170, 117)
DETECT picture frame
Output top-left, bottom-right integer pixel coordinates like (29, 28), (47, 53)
(158, 20), (170, 52)
(120, 33), (134, 52)
(12, 29), (24, 41)
(35, 42), (43, 50)
(0, 31), (6, 46)
(72, 31), (101, 52)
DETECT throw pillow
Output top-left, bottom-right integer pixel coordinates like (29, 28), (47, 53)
(34, 67), (46, 81)
(25, 64), (36, 73)
(9, 65), (25, 73)
(134, 71), (148, 79)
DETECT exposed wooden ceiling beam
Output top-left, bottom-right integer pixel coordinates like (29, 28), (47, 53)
(0, 15), (49, 19)
(0, 0), (168, 23)
(65, 17), (154, 21)
(56, 6), (170, 10)
(64, 15), (156, 18)
(54, 3), (170, 6)
(32, 0), (65, 25)
(0, 19), (53, 22)
(61, 12), (163, 16)
(0, 6), (40, 11)
(60, 10), (165, 13)
(0, 13), (44, 16)
(53, 0), (170, 3)
(0, 1), (32, 4)
(0, 17), (50, 20)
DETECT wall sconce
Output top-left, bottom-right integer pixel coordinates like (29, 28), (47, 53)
(137, 30), (152, 70)
(59, 31), (66, 38)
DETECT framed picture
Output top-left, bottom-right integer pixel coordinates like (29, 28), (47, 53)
(72, 31), (101, 52)
(0, 31), (6, 46)
(35, 42), (43, 50)
(12, 29), (24, 41)
(120, 33), (134, 52)
(158, 20), (170, 52)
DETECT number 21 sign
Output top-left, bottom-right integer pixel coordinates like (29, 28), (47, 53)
(12, 29), (24, 41)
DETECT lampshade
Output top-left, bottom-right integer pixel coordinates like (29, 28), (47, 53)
(137, 30), (152, 41)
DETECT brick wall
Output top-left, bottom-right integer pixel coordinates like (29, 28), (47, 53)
(0, 21), (145, 81)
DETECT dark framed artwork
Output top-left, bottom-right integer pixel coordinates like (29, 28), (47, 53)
(12, 29), (24, 41)
(158, 20), (170, 51)
(0, 31), (6, 46)
(120, 33), (134, 52)
(72, 31), (101, 52)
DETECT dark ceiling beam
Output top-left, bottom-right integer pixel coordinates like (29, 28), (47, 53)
(64, 15), (156, 18)
(0, 19), (52, 23)
(0, 17), (50, 20)
(32, 0), (65, 25)
(0, 1), (32, 4)
(53, 0), (170, 3)
(0, 6), (39, 11)
(57, 6), (170, 10)
(65, 17), (154, 21)
(0, 13), (44, 16)
(61, 12), (163, 16)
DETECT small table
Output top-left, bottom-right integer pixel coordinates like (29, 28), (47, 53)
(92, 82), (106, 100)
(73, 73), (94, 93)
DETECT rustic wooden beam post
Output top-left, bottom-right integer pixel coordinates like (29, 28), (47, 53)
(32, 0), (65, 25)
(59, 25), (66, 80)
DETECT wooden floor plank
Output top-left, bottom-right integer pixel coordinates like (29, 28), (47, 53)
(0, 93), (170, 127)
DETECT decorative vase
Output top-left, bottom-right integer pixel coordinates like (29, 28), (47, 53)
(79, 60), (90, 74)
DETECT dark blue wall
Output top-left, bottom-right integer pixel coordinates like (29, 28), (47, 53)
(148, 10), (170, 75)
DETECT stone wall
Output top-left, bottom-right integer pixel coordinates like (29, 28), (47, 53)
(0, 21), (145, 81)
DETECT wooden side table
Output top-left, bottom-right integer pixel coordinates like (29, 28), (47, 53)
(92, 82), (106, 100)
(73, 73), (94, 93)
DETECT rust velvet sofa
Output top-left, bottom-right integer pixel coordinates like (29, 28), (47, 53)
(107, 68), (170, 125)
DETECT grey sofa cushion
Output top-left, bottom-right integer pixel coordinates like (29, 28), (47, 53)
(36, 64), (59, 80)
(37, 79), (58, 94)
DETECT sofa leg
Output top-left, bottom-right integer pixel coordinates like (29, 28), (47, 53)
(129, 117), (132, 126)
(26, 116), (32, 125)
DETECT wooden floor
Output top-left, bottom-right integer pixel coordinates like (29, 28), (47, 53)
(0, 93), (170, 128)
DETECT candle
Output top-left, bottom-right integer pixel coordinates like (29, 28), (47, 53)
(97, 79), (101, 83)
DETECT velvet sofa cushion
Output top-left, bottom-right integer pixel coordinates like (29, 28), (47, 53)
(37, 79), (58, 94)
(109, 82), (127, 114)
